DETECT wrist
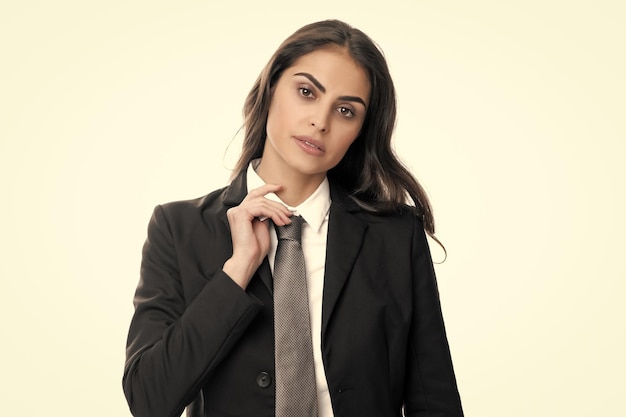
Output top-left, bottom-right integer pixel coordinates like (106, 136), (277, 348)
(222, 257), (257, 289)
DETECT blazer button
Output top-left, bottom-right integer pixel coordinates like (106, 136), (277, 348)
(256, 372), (272, 389)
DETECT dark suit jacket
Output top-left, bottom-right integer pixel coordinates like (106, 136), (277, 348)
(123, 172), (463, 417)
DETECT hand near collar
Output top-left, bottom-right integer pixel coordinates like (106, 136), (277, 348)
(223, 184), (294, 289)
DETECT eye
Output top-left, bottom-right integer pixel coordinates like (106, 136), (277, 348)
(337, 106), (355, 118)
(298, 87), (314, 98)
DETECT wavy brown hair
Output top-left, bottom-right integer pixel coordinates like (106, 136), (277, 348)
(232, 19), (438, 239)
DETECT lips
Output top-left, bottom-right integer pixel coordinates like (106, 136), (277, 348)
(294, 136), (325, 152)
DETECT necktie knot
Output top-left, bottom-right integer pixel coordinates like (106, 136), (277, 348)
(276, 215), (303, 242)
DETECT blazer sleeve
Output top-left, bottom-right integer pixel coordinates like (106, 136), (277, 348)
(403, 219), (464, 417)
(122, 205), (263, 417)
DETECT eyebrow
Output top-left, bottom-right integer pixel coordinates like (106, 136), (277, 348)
(293, 72), (367, 108)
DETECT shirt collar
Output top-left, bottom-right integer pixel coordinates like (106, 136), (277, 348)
(246, 160), (331, 233)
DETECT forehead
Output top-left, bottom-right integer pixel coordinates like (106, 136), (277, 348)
(287, 47), (371, 101)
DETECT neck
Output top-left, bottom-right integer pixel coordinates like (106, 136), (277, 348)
(255, 158), (325, 207)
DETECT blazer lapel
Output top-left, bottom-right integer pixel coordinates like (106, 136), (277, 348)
(321, 184), (368, 338)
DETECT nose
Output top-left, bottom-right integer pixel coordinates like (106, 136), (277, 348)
(310, 108), (329, 133)
(311, 121), (326, 132)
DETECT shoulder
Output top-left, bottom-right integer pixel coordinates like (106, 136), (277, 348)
(159, 185), (228, 216)
(158, 170), (248, 219)
(329, 178), (424, 228)
(359, 204), (422, 224)
(148, 185), (231, 235)
(357, 205), (426, 245)
(352, 207), (434, 265)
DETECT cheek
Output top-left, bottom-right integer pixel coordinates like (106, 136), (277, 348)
(266, 102), (284, 139)
(336, 123), (362, 150)
(330, 131), (360, 163)
(266, 94), (297, 137)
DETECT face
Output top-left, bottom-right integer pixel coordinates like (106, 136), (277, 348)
(261, 46), (371, 181)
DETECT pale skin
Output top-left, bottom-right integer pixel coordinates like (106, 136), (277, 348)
(223, 46), (371, 289)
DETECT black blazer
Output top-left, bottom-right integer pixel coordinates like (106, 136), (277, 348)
(123, 172), (463, 417)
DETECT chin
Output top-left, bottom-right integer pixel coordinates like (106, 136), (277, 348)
(288, 161), (329, 177)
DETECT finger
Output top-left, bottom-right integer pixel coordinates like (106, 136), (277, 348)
(250, 203), (293, 225)
(239, 197), (294, 222)
(229, 201), (293, 226)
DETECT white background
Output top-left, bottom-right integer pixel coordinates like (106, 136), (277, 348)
(1, 1), (624, 415)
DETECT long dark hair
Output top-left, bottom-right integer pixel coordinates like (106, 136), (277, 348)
(232, 19), (438, 239)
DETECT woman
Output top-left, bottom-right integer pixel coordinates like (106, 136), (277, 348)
(123, 19), (464, 417)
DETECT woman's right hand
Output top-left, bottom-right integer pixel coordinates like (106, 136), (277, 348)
(222, 184), (293, 289)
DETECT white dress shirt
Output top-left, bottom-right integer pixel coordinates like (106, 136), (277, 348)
(246, 163), (334, 417)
